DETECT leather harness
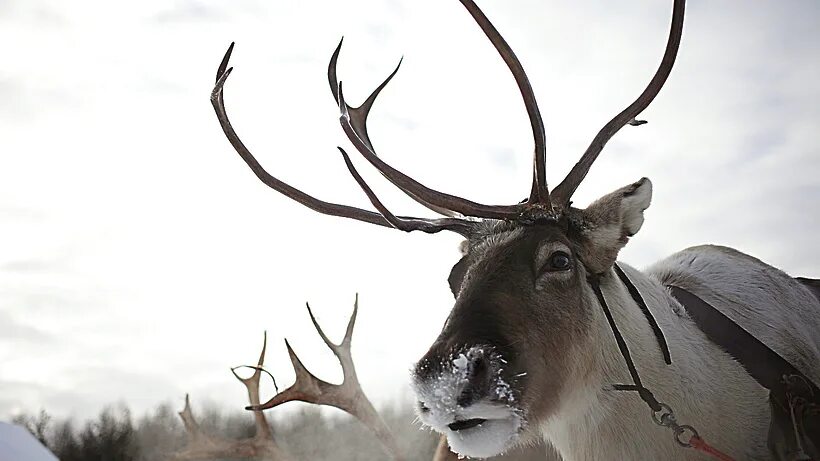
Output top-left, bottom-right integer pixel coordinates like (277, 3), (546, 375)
(593, 264), (819, 459)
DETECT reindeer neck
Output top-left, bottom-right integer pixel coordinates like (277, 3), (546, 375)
(541, 264), (771, 461)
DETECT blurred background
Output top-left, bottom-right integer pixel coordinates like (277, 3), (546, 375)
(1, 0), (817, 458)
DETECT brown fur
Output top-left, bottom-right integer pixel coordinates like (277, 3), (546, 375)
(413, 179), (657, 451)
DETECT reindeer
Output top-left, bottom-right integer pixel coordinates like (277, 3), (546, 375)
(178, 297), (549, 460)
(245, 296), (551, 461)
(209, 0), (820, 459)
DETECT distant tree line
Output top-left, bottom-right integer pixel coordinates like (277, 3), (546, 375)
(11, 400), (442, 461)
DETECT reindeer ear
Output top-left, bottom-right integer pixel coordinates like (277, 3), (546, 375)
(447, 240), (471, 298)
(447, 256), (469, 298)
(577, 178), (652, 273)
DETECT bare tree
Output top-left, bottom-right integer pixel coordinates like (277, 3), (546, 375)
(12, 409), (51, 447)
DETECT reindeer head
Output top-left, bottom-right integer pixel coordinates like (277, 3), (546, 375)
(412, 178), (653, 457)
(211, 0), (683, 457)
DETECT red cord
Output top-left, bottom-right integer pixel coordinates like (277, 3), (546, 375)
(689, 436), (736, 461)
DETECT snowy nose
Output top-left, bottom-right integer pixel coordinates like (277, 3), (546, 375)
(415, 351), (492, 413)
(454, 353), (491, 407)
(412, 346), (514, 425)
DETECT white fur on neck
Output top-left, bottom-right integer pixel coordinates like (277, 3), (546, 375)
(539, 248), (820, 461)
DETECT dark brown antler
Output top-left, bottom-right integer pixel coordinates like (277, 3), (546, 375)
(551, 0), (685, 207)
(328, 40), (461, 219)
(247, 295), (404, 461)
(336, 147), (472, 234)
(211, 44), (472, 235)
(457, 0), (550, 208)
(328, 0), (559, 218)
(173, 333), (292, 461)
(335, 80), (523, 220)
(328, 39), (530, 219)
(215, 0), (685, 227)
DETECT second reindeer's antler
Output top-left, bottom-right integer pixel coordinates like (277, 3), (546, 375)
(172, 333), (293, 461)
(248, 295), (404, 460)
(230, 332), (278, 442)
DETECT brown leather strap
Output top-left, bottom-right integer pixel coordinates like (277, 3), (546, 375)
(589, 273), (662, 412)
(668, 285), (820, 399)
(614, 263), (672, 364)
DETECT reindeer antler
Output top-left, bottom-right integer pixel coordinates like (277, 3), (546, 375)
(212, 44), (474, 236)
(551, 0), (685, 207)
(214, 0), (685, 228)
(230, 331), (276, 442)
(329, 40), (527, 220)
(248, 295), (404, 461)
(173, 333), (292, 461)
(176, 394), (217, 451)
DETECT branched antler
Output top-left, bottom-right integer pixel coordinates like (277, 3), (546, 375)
(172, 333), (292, 461)
(214, 0), (686, 227)
(212, 44), (474, 236)
(551, 0), (685, 206)
(248, 295), (404, 461)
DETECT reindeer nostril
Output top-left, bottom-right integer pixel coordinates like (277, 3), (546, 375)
(456, 389), (474, 407)
(456, 352), (492, 407)
(471, 354), (487, 377)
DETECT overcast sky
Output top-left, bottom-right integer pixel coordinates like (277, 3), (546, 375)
(1, 0), (817, 423)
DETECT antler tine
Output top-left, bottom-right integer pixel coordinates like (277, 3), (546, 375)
(260, 339), (330, 407)
(248, 298), (404, 460)
(341, 293), (358, 349)
(305, 297), (360, 384)
(337, 147), (474, 235)
(178, 394), (205, 442)
(458, 0), (551, 208)
(337, 82), (523, 220)
(248, 303), (360, 412)
(175, 394), (222, 455)
(229, 332), (274, 441)
(331, 40), (519, 220)
(328, 38), (400, 155)
(551, 0), (685, 207)
(305, 301), (342, 353)
(211, 43), (469, 234)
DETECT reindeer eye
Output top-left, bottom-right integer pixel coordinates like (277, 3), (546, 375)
(547, 251), (572, 271)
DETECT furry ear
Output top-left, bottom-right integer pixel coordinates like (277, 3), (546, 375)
(447, 240), (471, 298)
(447, 256), (469, 298)
(577, 178), (652, 273)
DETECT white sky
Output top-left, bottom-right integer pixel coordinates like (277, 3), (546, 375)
(1, 0), (817, 423)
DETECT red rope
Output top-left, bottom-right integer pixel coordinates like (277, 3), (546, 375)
(689, 436), (736, 461)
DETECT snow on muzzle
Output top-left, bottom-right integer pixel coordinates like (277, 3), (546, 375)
(412, 346), (524, 458)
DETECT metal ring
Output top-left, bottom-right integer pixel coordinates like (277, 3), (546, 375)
(784, 373), (816, 397)
(674, 425), (699, 447)
(651, 402), (674, 426)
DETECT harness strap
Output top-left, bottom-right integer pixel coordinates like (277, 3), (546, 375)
(668, 285), (820, 398)
(587, 269), (739, 460)
(588, 273), (662, 412)
(614, 263), (672, 364)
